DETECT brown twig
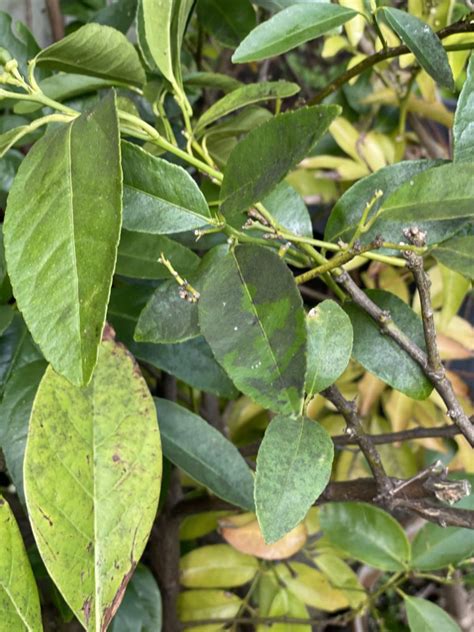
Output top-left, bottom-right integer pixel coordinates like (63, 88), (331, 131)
(308, 15), (474, 104)
(46, 0), (65, 42)
(334, 423), (462, 445)
(321, 385), (392, 494)
(335, 270), (474, 446)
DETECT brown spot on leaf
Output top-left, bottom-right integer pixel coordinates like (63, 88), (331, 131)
(112, 454), (121, 463)
(38, 506), (53, 526)
(0, 499), (5, 506)
(82, 597), (92, 624)
(101, 562), (137, 631)
(102, 322), (116, 342)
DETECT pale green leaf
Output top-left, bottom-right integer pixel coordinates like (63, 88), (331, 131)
(178, 589), (241, 624)
(255, 416), (333, 543)
(24, 335), (162, 631)
(4, 93), (122, 386)
(305, 300), (353, 395)
(122, 142), (214, 234)
(220, 105), (340, 217)
(404, 595), (462, 632)
(0, 496), (43, 632)
(277, 562), (349, 613)
(198, 244), (306, 415)
(155, 398), (255, 510)
(0, 125), (31, 159)
(35, 23), (145, 86)
(344, 290), (433, 400)
(381, 8), (454, 89)
(195, 80), (299, 134)
(180, 544), (258, 588)
(320, 503), (411, 571)
(453, 54), (474, 163)
(232, 3), (357, 63)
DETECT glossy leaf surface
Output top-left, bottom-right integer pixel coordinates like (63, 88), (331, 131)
(220, 106), (340, 217)
(233, 3), (357, 63)
(320, 503), (411, 571)
(4, 94), (121, 386)
(255, 415), (333, 543)
(122, 142), (213, 234)
(404, 596), (461, 632)
(199, 245), (306, 415)
(305, 300), (353, 395)
(155, 398), (255, 510)
(453, 54), (474, 162)
(35, 23), (145, 86)
(24, 336), (162, 630)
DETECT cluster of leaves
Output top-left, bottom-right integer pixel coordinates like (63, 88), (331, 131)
(0, 0), (473, 630)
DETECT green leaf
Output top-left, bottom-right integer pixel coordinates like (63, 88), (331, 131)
(432, 235), (474, 280)
(108, 286), (238, 398)
(180, 544), (258, 588)
(35, 23), (145, 86)
(155, 398), (255, 510)
(232, 3), (357, 63)
(0, 496), (43, 632)
(404, 596), (462, 632)
(197, 0), (256, 48)
(122, 142), (214, 234)
(314, 554), (366, 609)
(0, 11), (40, 77)
(320, 503), (411, 571)
(4, 93), (122, 386)
(195, 80), (299, 134)
(0, 304), (13, 335)
(453, 54), (474, 163)
(381, 8), (454, 90)
(324, 160), (445, 249)
(198, 244), (306, 415)
(0, 125), (33, 159)
(92, 0), (138, 34)
(135, 280), (200, 343)
(178, 589), (241, 624)
(305, 300), (353, 395)
(0, 314), (42, 396)
(110, 565), (162, 632)
(344, 290), (432, 400)
(24, 335), (162, 631)
(220, 105), (340, 217)
(261, 181), (312, 238)
(0, 360), (47, 504)
(184, 71), (242, 93)
(255, 416), (333, 543)
(116, 230), (200, 280)
(411, 474), (474, 571)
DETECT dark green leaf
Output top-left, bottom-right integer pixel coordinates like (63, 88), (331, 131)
(108, 286), (238, 398)
(122, 142), (214, 234)
(255, 415), (333, 543)
(197, 0), (256, 48)
(110, 565), (162, 632)
(198, 245), (306, 415)
(324, 160), (447, 249)
(0, 304), (13, 336)
(404, 596), (461, 632)
(232, 3), (357, 63)
(184, 71), (242, 93)
(0, 496), (43, 631)
(35, 23), (145, 86)
(155, 398), (255, 510)
(320, 503), (411, 571)
(305, 300), (353, 395)
(0, 314), (42, 396)
(0, 150), (21, 210)
(453, 54), (474, 163)
(432, 235), (474, 280)
(195, 80), (300, 134)
(0, 11), (40, 77)
(381, 8), (454, 89)
(0, 360), (47, 504)
(220, 105), (340, 218)
(24, 336), (162, 630)
(411, 474), (474, 570)
(116, 230), (200, 280)
(92, 0), (138, 33)
(344, 290), (432, 399)
(4, 93), (121, 386)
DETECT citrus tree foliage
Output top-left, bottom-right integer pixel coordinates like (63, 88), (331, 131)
(0, 1), (473, 630)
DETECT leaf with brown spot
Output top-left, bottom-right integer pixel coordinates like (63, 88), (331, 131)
(24, 337), (162, 631)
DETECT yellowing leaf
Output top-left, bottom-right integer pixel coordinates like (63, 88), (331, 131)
(180, 544), (258, 588)
(277, 562), (350, 612)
